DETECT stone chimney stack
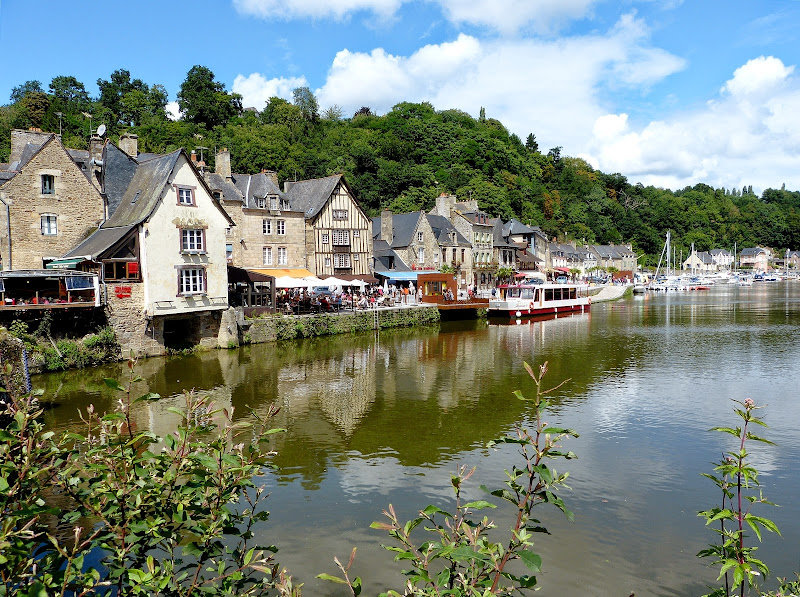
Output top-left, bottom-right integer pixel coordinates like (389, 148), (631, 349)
(89, 135), (104, 166)
(435, 193), (457, 219)
(190, 150), (197, 163)
(119, 133), (138, 158)
(261, 169), (279, 187)
(216, 148), (232, 181)
(283, 181), (294, 193)
(381, 209), (393, 244)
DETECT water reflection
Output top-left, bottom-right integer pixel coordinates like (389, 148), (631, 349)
(36, 283), (800, 596)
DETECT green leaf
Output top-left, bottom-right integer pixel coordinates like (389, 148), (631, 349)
(103, 378), (126, 392)
(518, 550), (542, 572)
(421, 505), (452, 518)
(463, 500), (496, 510)
(316, 573), (348, 584)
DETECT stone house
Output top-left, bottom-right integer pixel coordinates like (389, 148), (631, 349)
(502, 219), (548, 271)
(490, 218), (516, 270)
(682, 250), (715, 272)
(425, 213), (473, 288)
(284, 174), (372, 278)
(590, 244), (637, 272)
(204, 149), (306, 271)
(709, 248), (734, 270)
(739, 247), (771, 271)
(787, 250), (800, 269)
(372, 210), (439, 273)
(0, 130), (105, 270)
(64, 143), (234, 356)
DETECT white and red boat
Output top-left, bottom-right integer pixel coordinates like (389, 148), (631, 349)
(488, 283), (591, 318)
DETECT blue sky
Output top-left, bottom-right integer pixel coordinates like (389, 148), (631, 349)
(2, 0), (800, 193)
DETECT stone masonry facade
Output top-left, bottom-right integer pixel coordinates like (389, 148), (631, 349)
(0, 136), (104, 270)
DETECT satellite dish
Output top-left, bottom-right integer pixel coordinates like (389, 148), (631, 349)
(96, 124), (106, 137)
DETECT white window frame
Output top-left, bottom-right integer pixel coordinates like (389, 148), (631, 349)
(324, 257), (331, 268)
(178, 267), (205, 296)
(256, 196), (267, 209)
(263, 246), (273, 265)
(176, 186), (195, 206)
(417, 231), (423, 242)
(181, 229), (205, 253)
(321, 233), (329, 244)
(40, 214), (57, 235)
(353, 230), (360, 237)
(334, 253), (351, 268)
(418, 247), (425, 263)
(263, 219), (271, 235)
(277, 247), (287, 265)
(333, 209), (348, 220)
(332, 229), (349, 245)
(276, 219), (286, 235)
(41, 174), (55, 195)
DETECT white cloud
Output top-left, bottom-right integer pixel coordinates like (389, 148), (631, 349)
(166, 101), (182, 121)
(232, 73), (309, 110)
(721, 55), (794, 97)
(585, 56), (800, 193)
(315, 14), (684, 153)
(232, 0), (403, 21)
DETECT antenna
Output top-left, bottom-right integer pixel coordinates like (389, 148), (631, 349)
(96, 124), (106, 137)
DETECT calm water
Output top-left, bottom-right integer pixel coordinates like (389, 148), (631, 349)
(37, 282), (800, 595)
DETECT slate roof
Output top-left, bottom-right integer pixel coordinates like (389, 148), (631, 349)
(709, 249), (732, 256)
(371, 211), (424, 248)
(372, 239), (411, 271)
(102, 143), (139, 217)
(232, 172), (284, 209)
(690, 251), (715, 264)
(284, 174), (342, 219)
(740, 247), (766, 256)
(502, 219), (536, 237)
(426, 214), (470, 246)
(63, 226), (133, 260)
(205, 172), (244, 203)
(490, 218), (516, 248)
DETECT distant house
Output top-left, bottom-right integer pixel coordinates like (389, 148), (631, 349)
(371, 210), (437, 273)
(787, 250), (800, 269)
(683, 250), (715, 272)
(739, 247), (771, 272)
(426, 213), (473, 287)
(64, 143), (234, 356)
(204, 149), (306, 271)
(284, 175), (373, 278)
(709, 248), (734, 270)
(0, 129), (104, 270)
(503, 219), (548, 268)
(490, 218), (516, 270)
(590, 244), (637, 272)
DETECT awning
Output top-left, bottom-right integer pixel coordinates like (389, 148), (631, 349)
(249, 268), (313, 279)
(554, 267), (570, 273)
(336, 274), (379, 284)
(228, 266), (274, 284)
(46, 257), (85, 270)
(374, 271), (419, 282)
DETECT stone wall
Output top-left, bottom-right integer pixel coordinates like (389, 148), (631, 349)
(105, 282), (163, 357)
(0, 136), (104, 270)
(244, 306), (440, 343)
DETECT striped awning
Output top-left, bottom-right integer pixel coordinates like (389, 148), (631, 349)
(248, 268), (314, 279)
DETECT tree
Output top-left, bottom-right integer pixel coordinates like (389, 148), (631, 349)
(10, 80), (43, 103)
(21, 92), (50, 128)
(48, 76), (90, 108)
(322, 104), (344, 121)
(177, 65), (242, 128)
(525, 133), (538, 153)
(353, 106), (373, 118)
(292, 86), (319, 122)
(97, 69), (148, 124)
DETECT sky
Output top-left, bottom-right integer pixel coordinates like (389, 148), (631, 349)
(2, 0), (800, 194)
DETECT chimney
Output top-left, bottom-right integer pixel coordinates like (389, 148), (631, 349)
(381, 209), (393, 244)
(261, 168), (279, 187)
(10, 128), (54, 164)
(216, 148), (232, 180)
(190, 150), (197, 163)
(435, 193), (457, 219)
(119, 133), (138, 158)
(89, 135), (104, 166)
(283, 181), (294, 193)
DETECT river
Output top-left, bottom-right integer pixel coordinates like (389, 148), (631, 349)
(36, 282), (800, 595)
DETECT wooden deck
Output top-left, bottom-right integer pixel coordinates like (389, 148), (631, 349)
(421, 297), (490, 310)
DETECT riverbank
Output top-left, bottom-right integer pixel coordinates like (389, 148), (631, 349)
(590, 283), (631, 302)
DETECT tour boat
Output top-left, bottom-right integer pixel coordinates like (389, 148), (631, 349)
(488, 283), (591, 318)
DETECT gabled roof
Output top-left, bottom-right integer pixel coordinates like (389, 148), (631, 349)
(103, 142), (139, 217)
(371, 211), (424, 248)
(206, 172), (244, 203)
(740, 247), (767, 256)
(426, 214), (471, 246)
(503, 219), (536, 237)
(490, 218), (515, 248)
(284, 174), (343, 219)
(372, 239), (411, 271)
(1, 134), (95, 188)
(232, 172), (285, 209)
(709, 249), (732, 256)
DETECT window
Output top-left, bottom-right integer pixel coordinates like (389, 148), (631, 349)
(41, 214), (57, 235)
(225, 226), (232, 236)
(335, 253), (351, 268)
(321, 233), (329, 244)
(418, 247), (425, 263)
(332, 229), (349, 245)
(226, 243), (233, 262)
(263, 247), (273, 265)
(277, 247), (287, 265)
(179, 267), (205, 295)
(324, 257), (331, 267)
(212, 191), (222, 200)
(256, 196), (267, 209)
(263, 219), (271, 235)
(333, 209), (348, 220)
(276, 220), (285, 235)
(353, 254), (360, 261)
(41, 174), (55, 195)
(177, 186), (195, 206)
(180, 229), (205, 253)
(417, 231), (423, 242)
(461, 249), (466, 261)
(280, 199), (290, 210)
(353, 230), (360, 237)
(270, 196), (278, 210)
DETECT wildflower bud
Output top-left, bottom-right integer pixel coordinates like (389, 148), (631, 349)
(744, 398), (755, 410)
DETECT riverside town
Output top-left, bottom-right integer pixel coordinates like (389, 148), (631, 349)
(2, 57), (800, 597)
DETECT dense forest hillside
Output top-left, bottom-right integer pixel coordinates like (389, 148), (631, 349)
(3, 67), (799, 265)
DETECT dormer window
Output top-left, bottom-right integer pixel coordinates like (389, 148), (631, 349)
(41, 174), (55, 195)
(269, 196), (279, 210)
(256, 196), (267, 209)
